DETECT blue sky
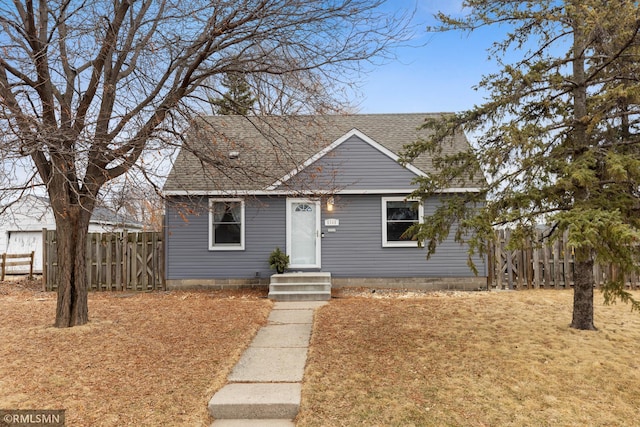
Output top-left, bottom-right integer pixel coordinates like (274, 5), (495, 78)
(356, 1), (499, 114)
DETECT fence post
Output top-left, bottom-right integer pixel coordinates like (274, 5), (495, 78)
(495, 230), (503, 290)
(516, 243), (524, 289)
(542, 238), (551, 288)
(42, 229), (47, 290)
(533, 229), (540, 288)
(487, 240), (494, 290)
(142, 232), (149, 290)
(152, 232), (159, 290)
(159, 231), (166, 290)
(563, 231), (571, 287)
(525, 237), (533, 288)
(122, 230), (129, 290)
(130, 232), (138, 290)
(28, 251), (34, 280)
(505, 229), (514, 290)
(43, 229), (58, 291)
(105, 233), (112, 291)
(553, 239), (561, 288)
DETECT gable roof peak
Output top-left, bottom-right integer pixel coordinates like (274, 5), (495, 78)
(163, 113), (477, 194)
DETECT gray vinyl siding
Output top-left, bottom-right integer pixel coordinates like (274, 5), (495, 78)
(321, 194), (484, 278)
(166, 196), (286, 279)
(281, 135), (419, 191)
(165, 194), (485, 280)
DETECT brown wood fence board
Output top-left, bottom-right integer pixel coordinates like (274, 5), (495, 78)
(594, 264), (601, 287)
(129, 238), (137, 290)
(516, 247), (523, 288)
(152, 232), (158, 290)
(503, 231), (512, 289)
(115, 233), (122, 291)
(630, 271), (635, 287)
(122, 231), (129, 290)
(496, 244), (502, 289)
(142, 232), (149, 290)
(532, 235), (540, 289)
(106, 233), (112, 290)
(42, 233), (47, 290)
(489, 228), (640, 290)
(552, 240), (560, 288)
(542, 243), (551, 287)
(43, 230), (164, 292)
(0, 251), (34, 281)
(86, 233), (93, 290)
(490, 239), (495, 288)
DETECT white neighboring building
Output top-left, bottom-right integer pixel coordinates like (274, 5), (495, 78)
(0, 195), (142, 273)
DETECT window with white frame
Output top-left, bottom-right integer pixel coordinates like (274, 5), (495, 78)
(209, 199), (245, 250)
(381, 197), (423, 247)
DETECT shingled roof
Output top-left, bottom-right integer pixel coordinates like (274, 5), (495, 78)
(163, 113), (479, 194)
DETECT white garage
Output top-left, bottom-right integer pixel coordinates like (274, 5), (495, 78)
(0, 195), (142, 276)
(5, 231), (42, 273)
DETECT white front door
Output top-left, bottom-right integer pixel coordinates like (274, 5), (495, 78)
(287, 198), (321, 269)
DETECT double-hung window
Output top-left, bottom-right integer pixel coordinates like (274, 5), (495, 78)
(382, 197), (423, 247)
(209, 198), (245, 250)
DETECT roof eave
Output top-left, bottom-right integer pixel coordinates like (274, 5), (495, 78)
(162, 187), (482, 197)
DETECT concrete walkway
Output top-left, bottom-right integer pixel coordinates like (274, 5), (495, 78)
(209, 301), (327, 426)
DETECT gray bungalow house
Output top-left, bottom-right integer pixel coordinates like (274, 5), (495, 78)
(162, 113), (486, 293)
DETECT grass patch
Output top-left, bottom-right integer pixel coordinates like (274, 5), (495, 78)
(298, 289), (640, 427)
(0, 280), (271, 426)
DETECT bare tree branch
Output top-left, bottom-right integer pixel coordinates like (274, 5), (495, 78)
(0, 0), (410, 326)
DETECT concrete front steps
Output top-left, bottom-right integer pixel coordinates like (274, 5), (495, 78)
(208, 383), (300, 421)
(268, 272), (331, 301)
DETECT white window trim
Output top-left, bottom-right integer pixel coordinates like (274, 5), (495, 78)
(381, 196), (424, 248)
(209, 198), (245, 251)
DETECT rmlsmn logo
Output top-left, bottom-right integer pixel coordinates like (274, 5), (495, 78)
(0, 410), (65, 427)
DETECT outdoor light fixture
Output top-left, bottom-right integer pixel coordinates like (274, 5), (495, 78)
(327, 197), (335, 212)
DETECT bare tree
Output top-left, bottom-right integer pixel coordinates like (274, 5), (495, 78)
(102, 175), (164, 231)
(0, 0), (410, 327)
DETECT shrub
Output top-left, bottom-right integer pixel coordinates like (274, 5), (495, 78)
(268, 247), (289, 274)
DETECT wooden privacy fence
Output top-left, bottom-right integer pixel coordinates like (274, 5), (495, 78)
(0, 252), (34, 281)
(488, 228), (640, 290)
(43, 230), (165, 291)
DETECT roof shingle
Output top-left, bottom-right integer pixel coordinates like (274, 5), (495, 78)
(163, 113), (478, 193)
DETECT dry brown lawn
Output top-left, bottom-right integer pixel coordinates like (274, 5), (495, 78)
(4, 280), (640, 427)
(0, 279), (272, 426)
(298, 288), (640, 427)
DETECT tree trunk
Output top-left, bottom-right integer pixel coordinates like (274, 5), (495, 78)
(54, 205), (91, 328)
(571, 257), (596, 330)
(568, 6), (596, 332)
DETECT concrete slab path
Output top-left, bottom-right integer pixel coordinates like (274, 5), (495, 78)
(209, 301), (327, 426)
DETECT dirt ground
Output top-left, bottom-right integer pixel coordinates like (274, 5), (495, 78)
(0, 279), (272, 426)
